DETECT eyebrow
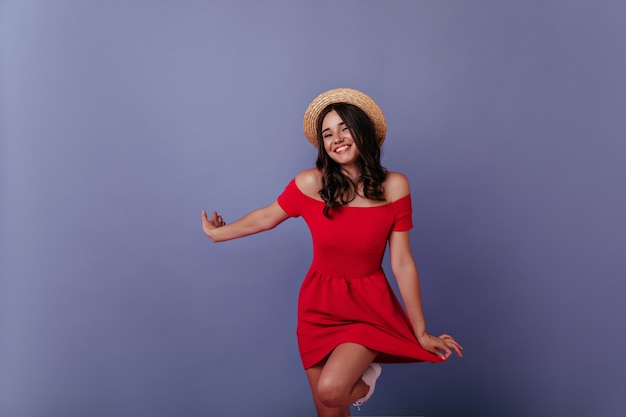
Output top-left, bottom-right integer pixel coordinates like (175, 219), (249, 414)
(321, 122), (346, 133)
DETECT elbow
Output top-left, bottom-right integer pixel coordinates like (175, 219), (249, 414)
(258, 211), (285, 232)
(259, 217), (280, 232)
(391, 264), (403, 278)
(391, 257), (416, 277)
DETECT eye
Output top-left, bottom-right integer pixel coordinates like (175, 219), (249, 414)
(323, 132), (332, 138)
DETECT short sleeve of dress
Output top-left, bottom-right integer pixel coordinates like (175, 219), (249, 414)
(277, 179), (302, 217)
(391, 195), (413, 231)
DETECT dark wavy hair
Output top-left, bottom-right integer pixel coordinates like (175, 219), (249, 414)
(315, 103), (388, 217)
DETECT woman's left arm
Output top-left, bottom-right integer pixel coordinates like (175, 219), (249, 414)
(389, 230), (463, 360)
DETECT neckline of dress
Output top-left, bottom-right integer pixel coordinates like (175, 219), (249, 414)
(292, 181), (410, 208)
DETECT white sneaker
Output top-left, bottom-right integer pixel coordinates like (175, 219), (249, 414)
(352, 363), (382, 410)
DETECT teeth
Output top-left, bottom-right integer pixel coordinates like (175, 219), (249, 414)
(336, 145), (350, 153)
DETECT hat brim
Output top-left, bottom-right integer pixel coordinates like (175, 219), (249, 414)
(302, 88), (386, 147)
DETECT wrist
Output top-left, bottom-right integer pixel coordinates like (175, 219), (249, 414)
(205, 228), (220, 243)
(414, 329), (428, 342)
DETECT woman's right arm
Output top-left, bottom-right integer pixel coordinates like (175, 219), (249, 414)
(201, 201), (289, 243)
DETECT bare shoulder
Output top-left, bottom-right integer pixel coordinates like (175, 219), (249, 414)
(384, 171), (411, 202)
(295, 168), (323, 200)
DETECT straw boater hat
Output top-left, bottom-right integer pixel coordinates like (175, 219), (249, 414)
(302, 88), (387, 147)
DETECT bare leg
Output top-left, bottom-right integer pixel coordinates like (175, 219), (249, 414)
(305, 342), (378, 416)
(306, 364), (350, 417)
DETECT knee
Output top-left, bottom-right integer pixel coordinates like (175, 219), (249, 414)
(317, 376), (350, 408)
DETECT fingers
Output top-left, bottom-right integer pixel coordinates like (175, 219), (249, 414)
(421, 334), (450, 360)
(433, 345), (450, 361)
(439, 334), (464, 358)
(438, 342), (452, 360)
(202, 211), (225, 227)
(422, 333), (463, 360)
(201, 210), (211, 226)
(440, 335), (463, 352)
(212, 211), (226, 227)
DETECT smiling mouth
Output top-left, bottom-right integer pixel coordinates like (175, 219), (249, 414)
(335, 145), (351, 154)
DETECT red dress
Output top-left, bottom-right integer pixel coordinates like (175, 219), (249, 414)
(278, 179), (444, 369)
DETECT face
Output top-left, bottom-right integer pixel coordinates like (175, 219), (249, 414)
(321, 110), (360, 168)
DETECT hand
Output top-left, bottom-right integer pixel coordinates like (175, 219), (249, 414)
(201, 210), (226, 240)
(417, 332), (463, 360)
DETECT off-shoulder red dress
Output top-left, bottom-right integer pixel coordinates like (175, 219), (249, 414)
(277, 179), (444, 370)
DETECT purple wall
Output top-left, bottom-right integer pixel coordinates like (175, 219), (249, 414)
(1, 1), (625, 416)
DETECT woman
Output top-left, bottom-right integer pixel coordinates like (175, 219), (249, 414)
(201, 88), (462, 417)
